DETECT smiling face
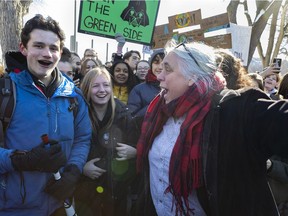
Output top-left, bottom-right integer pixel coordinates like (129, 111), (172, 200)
(264, 74), (278, 91)
(20, 29), (61, 85)
(157, 52), (192, 104)
(113, 63), (129, 85)
(90, 74), (112, 106)
(152, 54), (164, 76)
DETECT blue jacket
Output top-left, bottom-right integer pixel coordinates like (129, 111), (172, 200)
(0, 70), (91, 215)
(127, 82), (160, 117)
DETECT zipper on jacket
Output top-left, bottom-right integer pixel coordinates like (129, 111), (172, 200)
(54, 105), (59, 133)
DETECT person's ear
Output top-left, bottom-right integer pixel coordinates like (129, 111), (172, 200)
(19, 43), (28, 56)
(188, 79), (194, 86)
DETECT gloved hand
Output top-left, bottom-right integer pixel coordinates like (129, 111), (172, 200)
(10, 140), (66, 172)
(45, 164), (81, 201)
(115, 33), (125, 54)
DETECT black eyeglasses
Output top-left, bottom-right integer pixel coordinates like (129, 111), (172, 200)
(175, 42), (200, 67)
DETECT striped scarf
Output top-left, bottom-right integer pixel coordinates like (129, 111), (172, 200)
(145, 69), (159, 84)
(137, 76), (224, 215)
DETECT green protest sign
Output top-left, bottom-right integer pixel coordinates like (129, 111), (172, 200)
(78, 0), (161, 46)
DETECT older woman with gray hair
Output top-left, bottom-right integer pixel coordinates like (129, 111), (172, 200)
(136, 41), (288, 216)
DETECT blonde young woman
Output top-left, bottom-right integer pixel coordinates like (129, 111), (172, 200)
(74, 67), (140, 216)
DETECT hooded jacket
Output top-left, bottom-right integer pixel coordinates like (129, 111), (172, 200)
(4, 51), (27, 73)
(127, 49), (164, 117)
(0, 69), (91, 216)
(127, 73), (160, 117)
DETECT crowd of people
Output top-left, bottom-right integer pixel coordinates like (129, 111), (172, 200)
(1, 14), (288, 216)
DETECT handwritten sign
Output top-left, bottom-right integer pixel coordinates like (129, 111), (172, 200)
(177, 29), (204, 42)
(153, 24), (171, 36)
(168, 9), (202, 30)
(227, 23), (252, 66)
(201, 13), (229, 32)
(152, 33), (174, 49)
(78, 0), (160, 45)
(203, 33), (232, 49)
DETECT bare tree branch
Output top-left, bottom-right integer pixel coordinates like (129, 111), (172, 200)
(227, 0), (240, 24)
(272, 3), (288, 60)
(257, 40), (265, 65)
(247, 0), (282, 67)
(243, 0), (253, 26)
(243, 0), (265, 65)
(255, 0), (270, 22)
(264, 10), (278, 66)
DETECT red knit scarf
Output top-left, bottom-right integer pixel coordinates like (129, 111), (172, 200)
(145, 69), (159, 84)
(137, 76), (224, 215)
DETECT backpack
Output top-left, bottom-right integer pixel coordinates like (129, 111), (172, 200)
(0, 75), (79, 148)
(0, 75), (15, 148)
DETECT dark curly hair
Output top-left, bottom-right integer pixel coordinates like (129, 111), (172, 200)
(123, 50), (141, 61)
(215, 49), (253, 90)
(110, 61), (137, 93)
(21, 14), (65, 49)
(278, 73), (288, 99)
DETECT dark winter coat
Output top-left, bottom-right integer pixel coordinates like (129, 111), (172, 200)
(74, 99), (140, 216)
(138, 87), (288, 216)
(267, 155), (288, 215)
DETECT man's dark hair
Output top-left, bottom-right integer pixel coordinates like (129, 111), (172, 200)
(71, 52), (80, 58)
(21, 14), (65, 49)
(60, 47), (72, 62)
(123, 50), (141, 61)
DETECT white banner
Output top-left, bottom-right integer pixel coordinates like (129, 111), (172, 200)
(227, 23), (252, 66)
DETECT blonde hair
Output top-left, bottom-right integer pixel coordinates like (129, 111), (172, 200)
(80, 66), (115, 133)
(0, 64), (4, 77)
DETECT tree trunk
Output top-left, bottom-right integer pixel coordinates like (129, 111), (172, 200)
(0, 0), (32, 65)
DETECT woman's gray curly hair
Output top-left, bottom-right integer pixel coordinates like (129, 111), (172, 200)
(164, 39), (225, 95)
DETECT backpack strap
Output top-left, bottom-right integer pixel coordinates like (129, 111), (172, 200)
(0, 76), (15, 148)
(68, 87), (85, 119)
(68, 97), (79, 118)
